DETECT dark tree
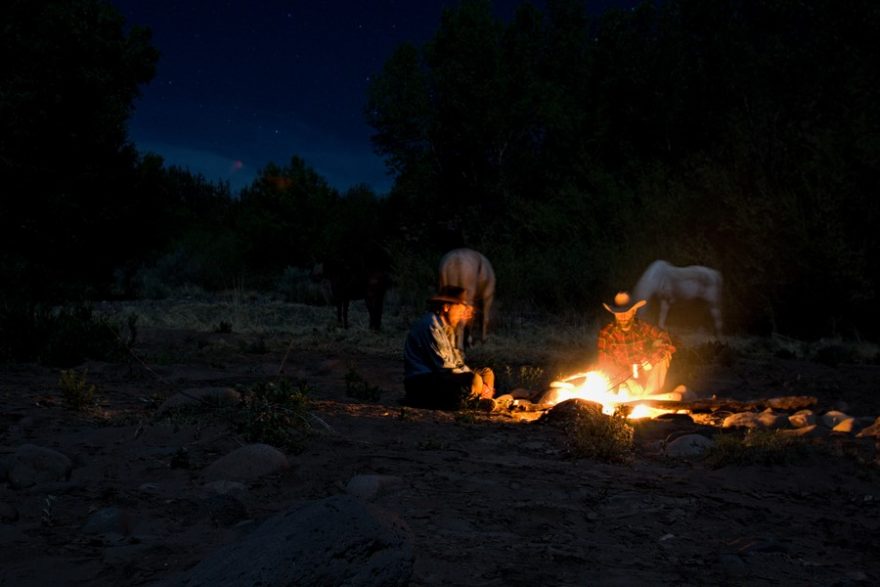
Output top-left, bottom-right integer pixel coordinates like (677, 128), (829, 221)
(1, 0), (159, 301)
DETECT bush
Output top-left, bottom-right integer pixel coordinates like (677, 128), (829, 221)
(565, 407), (634, 463)
(230, 378), (312, 450)
(704, 430), (807, 468)
(344, 367), (383, 402)
(275, 266), (331, 305)
(58, 369), (98, 411)
(0, 303), (132, 367)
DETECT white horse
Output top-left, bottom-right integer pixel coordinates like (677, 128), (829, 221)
(632, 260), (723, 336)
(439, 248), (496, 348)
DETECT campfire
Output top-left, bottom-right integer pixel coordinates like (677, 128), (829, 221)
(542, 370), (684, 420)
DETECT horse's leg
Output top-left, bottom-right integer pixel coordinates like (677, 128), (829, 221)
(658, 300), (670, 330)
(709, 304), (723, 338)
(481, 296), (492, 342)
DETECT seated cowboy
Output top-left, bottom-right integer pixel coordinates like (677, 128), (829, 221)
(597, 291), (677, 397)
(403, 285), (495, 410)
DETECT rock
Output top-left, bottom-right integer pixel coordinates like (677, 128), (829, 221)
(855, 416), (880, 438)
(722, 412), (762, 429)
(203, 480), (249, 499)
(821, 410), (851, 428)
(202, 443), (289, 482)
(164, 495), (413, 587)
(757, 411), (790, 429)
(6, 444), (72, 489)
(779, 424), (830, 438)
(789, 411), (816, 428)
(664, 434), (715, 458)
(345, 474), (403, 500)
(832, 418), (858, 434)
(158, 387), (241, 413)
(537, 399), (605, 428)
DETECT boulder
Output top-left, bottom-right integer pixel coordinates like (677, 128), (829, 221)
(664, 434), (715, 458)
(5, 444), (72, 489)
(202, 444), (289, 482)
(165, 495), (413, 586)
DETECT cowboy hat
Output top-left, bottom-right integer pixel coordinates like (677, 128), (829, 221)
(603, 291), (646, 314)
(428, 285), (472, 306)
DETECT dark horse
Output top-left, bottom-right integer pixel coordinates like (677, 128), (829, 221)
(314, 259), (390, 331)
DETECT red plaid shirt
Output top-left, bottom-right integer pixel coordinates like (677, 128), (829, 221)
(597, 319), (675, 375)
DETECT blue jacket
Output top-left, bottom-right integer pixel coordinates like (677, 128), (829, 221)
(404, 312), (470, 379)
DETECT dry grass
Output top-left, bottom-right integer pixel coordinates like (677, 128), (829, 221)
(95, 292), (880, 378)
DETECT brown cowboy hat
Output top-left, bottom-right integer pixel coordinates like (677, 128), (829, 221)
(603, 291), (646, 314)
(428, 285), (472, 306)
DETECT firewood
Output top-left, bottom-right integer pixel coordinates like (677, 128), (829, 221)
(619, 395), (818, 413)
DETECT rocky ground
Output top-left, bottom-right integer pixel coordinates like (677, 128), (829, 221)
(1, 299), (879, 586)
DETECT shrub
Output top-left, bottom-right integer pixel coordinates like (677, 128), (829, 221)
(230, 378), (312, 450)
(565, 408), (634, 463)
(0, 303), (131, 367)
(704, 429), (807, 468)
(497, 364), (546, 394)
(344, 367), (383, 402)
(59, 369), (98, 411)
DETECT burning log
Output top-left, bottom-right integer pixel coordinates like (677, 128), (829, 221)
(616, 395), (818, 414)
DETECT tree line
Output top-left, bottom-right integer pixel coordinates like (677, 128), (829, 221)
(2, 0), (878, 342)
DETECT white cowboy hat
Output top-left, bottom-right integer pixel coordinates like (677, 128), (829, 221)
(603, 291), (646, 314)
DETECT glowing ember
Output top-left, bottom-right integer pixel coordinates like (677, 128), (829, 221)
(546, 370), (681, 419)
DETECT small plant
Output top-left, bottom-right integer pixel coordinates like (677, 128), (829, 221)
(344, 367), (382, 402)
(58, 369), (98, 411)
(498, 364), (546, 394)
(230, 377), (312, 450)
(40, 495), (57, 527)
(704, 429), (807, 468)
(565, 409), (634, 463)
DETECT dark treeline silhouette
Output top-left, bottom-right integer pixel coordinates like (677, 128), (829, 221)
(2, 0), (879, 357)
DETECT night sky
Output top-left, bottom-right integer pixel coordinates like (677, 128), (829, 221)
(111, 1), (639, 195)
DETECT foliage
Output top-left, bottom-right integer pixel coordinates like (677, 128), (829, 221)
(276, 266), (331, 305)
(344, 367), (383, 402)
(565, 409), (634, 463)
(365, 0), (880, 337)
(704, 429), (807, 468)
(3, 0), (879, 341)
(58, 369), (98, 411)
(0, 303), (132, 367)
(230, 378), (312, 451)
(497, 364), (546, 395)
(1, 0), (159, 302)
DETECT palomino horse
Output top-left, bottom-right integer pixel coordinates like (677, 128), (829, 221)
(632, 260), (723, 336)
(438, 248), (496, 348)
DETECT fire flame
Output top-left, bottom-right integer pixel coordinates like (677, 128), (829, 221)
(546, 370), (678, 420)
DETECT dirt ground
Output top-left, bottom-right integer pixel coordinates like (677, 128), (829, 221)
(1, 300), (879, 586)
